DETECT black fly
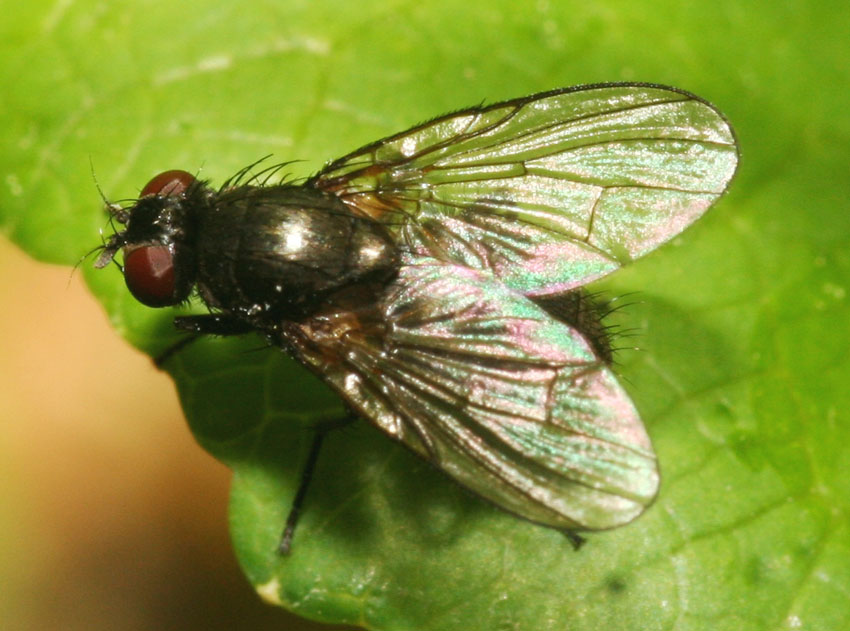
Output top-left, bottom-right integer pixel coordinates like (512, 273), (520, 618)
(95, 83), (738, 553)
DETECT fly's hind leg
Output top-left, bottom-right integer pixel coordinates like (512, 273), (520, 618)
(278, 413), (358, 555)
(155, 313), (356, 554)
(564, 530), (586, 551)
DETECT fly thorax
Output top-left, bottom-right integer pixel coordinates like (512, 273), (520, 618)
(196, 186), (398, 320)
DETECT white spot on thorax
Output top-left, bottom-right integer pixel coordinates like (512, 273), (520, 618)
(284, 228), (304, 253)
(359, 244), (383, 264)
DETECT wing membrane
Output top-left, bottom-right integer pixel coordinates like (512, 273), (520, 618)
(289, 260), (659, 530)
(313, 83), (738, 295)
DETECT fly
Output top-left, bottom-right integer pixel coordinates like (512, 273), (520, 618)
(94, 83), (739, 553)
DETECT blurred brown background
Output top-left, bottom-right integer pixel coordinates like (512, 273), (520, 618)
(0, 236), (351, 630)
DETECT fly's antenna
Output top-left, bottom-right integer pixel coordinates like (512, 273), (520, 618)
(90, 156), (110, 206)
(90, 157), (128, 222)
(87, 157), (129, 270)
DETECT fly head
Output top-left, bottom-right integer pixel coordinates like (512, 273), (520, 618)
(95, 170), (204, 307)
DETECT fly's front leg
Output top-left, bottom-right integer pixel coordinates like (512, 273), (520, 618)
(155, 314), (255, 367)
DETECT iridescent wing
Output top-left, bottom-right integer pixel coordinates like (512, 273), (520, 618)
(288, 260), (659, 530)
(312, 83), (739, 296)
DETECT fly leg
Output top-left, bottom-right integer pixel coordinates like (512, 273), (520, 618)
(154, 314), (256, 367)
(564, 531), (586, 551)
(278, 413), (357, 555)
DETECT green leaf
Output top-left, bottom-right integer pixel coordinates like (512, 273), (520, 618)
(3, 1), (849, 629)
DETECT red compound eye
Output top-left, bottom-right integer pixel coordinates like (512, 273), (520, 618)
(140, 170), (195, 198)
(123, 245), (178, 307)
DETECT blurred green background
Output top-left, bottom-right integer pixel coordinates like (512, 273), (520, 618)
(2, 1), (849, 630)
